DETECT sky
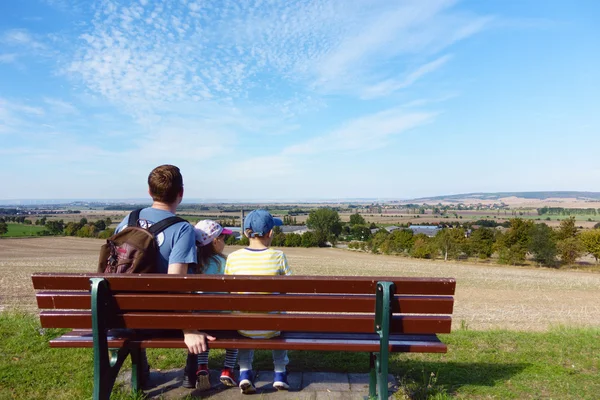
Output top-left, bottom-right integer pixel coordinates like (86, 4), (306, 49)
(0, 0), (599, 201)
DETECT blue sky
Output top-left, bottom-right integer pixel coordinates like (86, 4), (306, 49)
(1, 0), (599, 201)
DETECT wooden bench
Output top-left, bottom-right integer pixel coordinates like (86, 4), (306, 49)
(32, 273), (456, 400)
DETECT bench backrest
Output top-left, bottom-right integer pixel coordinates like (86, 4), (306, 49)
(32, 273), (455, 335)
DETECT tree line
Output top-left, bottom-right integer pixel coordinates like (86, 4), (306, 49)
(347, 216), (600, 267)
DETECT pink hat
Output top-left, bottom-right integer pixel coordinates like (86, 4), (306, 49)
(194, 220), (233, 246)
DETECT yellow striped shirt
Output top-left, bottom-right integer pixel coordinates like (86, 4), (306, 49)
(224, 247), (292, 338)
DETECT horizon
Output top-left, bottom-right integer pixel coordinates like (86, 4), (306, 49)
(2, 190), (600, 206)
(1, 1), (599, 199)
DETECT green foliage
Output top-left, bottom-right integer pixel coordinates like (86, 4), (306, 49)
(350, 224), (372, 241)
(225, 234), (238, 245)
(349, 212), (366, 226)
(557, 237), (583, 265)
(271, 231), (287, 247)
(529, 223), (557, 266)
(469, 227), (496, 259)
(306, 208), (342, 245)
(556, 217), (582, 265)
(496, 219), (534, 265)
(45, 220), (65, 235)
(0, 221), (7, 235)
(284, 233), (302, 247)
(411, 234), (433, 259)
(435, 228), (465, 261)
(367, 229), (389, 253)
(384, 229), (415, 255)
(238, 236), (250, 246)
(579, 229), (600, 263)
(301, 231), (319, 247)
(98, 229), (115, 239)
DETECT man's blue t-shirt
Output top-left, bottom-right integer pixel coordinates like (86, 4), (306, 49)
(115, 207), (197, 274)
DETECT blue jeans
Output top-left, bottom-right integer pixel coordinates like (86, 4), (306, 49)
(238, 349), (289, 373)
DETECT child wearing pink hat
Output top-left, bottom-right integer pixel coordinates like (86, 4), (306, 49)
(183, 220), (238, 391)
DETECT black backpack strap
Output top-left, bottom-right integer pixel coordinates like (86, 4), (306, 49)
(127, 208), (143, 227)
(148, 216), (188, 236)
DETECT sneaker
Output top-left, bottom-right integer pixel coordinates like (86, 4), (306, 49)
(196, 364), (211, 391)
(182, 353), (198, 389)
(273, 371), (289, 391)
(220, 367), (237, 387)
(238, 370), (256, 394)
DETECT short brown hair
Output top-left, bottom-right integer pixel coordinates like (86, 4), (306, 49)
(147, 165), (183, 204)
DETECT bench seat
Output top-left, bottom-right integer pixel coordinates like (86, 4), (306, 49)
(50, 329), (448, 353)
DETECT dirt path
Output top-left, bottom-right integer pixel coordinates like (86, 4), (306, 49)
(2, 237), (599, 330)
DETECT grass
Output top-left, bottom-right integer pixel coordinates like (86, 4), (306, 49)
(1, 223), (46, 238)
(1, 312), (599, 399)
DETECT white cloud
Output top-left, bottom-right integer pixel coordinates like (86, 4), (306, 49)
(361, 55), (453, 99)
(43, 98), (79, 114)
(1, 29), (46, 50)
(0, 53), (18, 64)
(283, 107), (436, 156)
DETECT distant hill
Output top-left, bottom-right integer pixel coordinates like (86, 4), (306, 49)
(412, 191), (600, 202)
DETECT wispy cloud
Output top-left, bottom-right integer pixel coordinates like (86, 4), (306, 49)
(0, 53), (18, 64)
(361, 55), (453, 99)
(1, 29), (46, 50)
(283, 107), (436, 156)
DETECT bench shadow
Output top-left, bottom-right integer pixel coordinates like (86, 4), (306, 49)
(392, 360), (530, 398)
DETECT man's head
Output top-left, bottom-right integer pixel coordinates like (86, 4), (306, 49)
(147, 164), (184, 204)
(244, 209), (283, 242)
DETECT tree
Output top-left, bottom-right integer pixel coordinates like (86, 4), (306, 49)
(284, 233), (302, 247)
(529, 223), (557, 267)
(306, 208), (342, 245)
(496, 218), (534, 265)
(45, 220), (65, 235)
(349, 213), (366, 226)
(350, 225), (372, 241)
(556, 217), (582, 265)
(469, 227), (496, 259)
(557, 237), (583, 265)
(435, 228), (465, 261)
(301, 231), (319, 247)
(79, 217), (88, 226)
(0, 221), (7, 235)
(579, 229), (600, 263)
(94, 219), (107, 231)
(411, 234), (433, 259)
(557, 217), (578, 240)
(387, 229), (414, 254)
(271, 231), (286, 247)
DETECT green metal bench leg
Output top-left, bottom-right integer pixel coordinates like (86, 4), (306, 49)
(130, 347), (144, 392)
(91, 278), (131, 400)
(369, 352), (377, 399)
(375, 281), (395, 400)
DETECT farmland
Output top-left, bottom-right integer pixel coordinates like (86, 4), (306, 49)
(1, 237), (599, 331)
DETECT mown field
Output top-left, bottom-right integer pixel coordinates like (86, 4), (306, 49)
(1, 237), (599, 399)
(1, 223), (46, 238)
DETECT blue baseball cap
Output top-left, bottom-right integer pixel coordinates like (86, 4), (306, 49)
(244, 209), (283, 237)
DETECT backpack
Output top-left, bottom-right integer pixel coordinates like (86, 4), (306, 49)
(98, 209), (188, 274)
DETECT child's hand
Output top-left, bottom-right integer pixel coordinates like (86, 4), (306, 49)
(183, 331), (217, 353)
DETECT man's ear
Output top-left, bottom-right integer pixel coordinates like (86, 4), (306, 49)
(267, 229), (274, 238)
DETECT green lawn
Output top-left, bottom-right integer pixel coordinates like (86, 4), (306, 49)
(0, 312), (598, 399)
(1, 223), (46, 238)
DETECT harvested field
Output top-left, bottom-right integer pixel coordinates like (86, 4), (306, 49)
(1, 237), (599, 331)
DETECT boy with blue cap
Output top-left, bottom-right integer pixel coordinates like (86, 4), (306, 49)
(224, 209), (292, 394)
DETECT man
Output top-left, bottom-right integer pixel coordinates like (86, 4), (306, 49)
(114, 164), (214, 386)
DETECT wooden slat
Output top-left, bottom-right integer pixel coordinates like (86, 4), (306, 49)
(32, 273), (456, 295)
(36, 292), (454, 314)
(48, 330), (448, 353)
(40, 311), (452, 334)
